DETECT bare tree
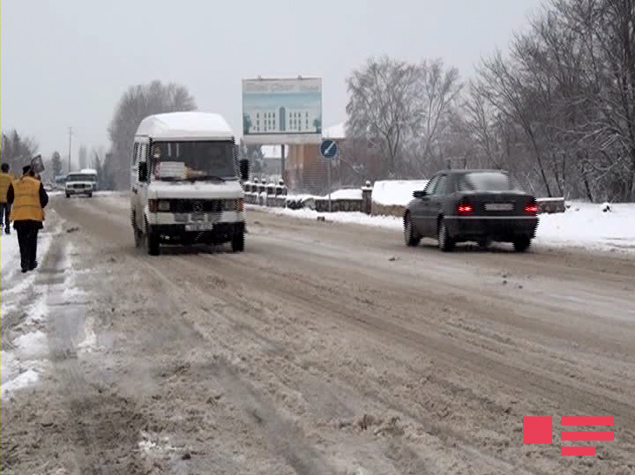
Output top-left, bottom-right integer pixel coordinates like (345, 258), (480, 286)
(411, 59), (462, 171)
(107, 81), (197, 189)
(51, 151), (63, 177)
(346, 57), (420, 177)
(1, 130), (39, 171)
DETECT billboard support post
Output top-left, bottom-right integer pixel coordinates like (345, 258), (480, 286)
(281, 144), (285, 184)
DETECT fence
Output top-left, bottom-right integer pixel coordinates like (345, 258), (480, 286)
(244, 179), (565, 217)
(243, 180), (373, 214)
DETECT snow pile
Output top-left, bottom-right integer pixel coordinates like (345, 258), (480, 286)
(2, 368), (40, 396)
(372, 180), (429, 206)
(1, 232), (20, 278)
(535, 202), (635, 251)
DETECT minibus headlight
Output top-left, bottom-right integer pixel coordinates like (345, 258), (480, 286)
(224, 199), (243, 211)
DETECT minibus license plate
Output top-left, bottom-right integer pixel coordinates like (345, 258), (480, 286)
(186, 222), (214, 232)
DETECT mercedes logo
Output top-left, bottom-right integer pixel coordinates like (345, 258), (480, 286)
(193, 201), (203, 212)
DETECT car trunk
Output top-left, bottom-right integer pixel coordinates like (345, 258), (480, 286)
(458, 191), (535, 217)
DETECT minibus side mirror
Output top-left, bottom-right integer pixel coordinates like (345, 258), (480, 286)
(138, 162), (148, 182)
(239, 159), (250, 182)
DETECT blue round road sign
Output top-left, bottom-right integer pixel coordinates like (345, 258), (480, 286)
(320, 139), (338, 159)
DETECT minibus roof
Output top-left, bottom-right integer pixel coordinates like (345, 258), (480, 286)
(135, 112), (234, 141)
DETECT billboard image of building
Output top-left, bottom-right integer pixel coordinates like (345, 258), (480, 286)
(242, 77), (322, 145)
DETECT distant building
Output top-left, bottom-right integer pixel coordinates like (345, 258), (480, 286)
(245, 107), (321, 135)
(286, 122), (346, 193)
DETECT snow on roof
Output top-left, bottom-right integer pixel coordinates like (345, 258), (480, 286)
(261, 145), (287, 159)
(372, 180), (429, 206)
(80, 168), (97, 174)
(135, 112), (234, 141)
(323, 123), (346, 140)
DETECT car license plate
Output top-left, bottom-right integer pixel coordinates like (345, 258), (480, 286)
(185, 222), (214, 232)
(485, 203), (514, 211)
(191, 212), (205, 222)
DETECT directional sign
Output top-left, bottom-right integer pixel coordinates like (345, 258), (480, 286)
(320, 139), (338, 160)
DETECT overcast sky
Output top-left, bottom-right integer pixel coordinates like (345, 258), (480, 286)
(4, 0), (542, 161)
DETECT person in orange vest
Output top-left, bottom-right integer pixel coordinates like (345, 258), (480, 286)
(7, 165), (49, 273)
(0, 163), (15, 234)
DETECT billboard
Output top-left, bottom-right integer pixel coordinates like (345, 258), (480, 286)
(242, 77), (322, 145)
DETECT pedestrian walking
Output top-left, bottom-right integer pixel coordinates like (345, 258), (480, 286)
(7, 165), (49, 273)
(0, 163), (15, 234)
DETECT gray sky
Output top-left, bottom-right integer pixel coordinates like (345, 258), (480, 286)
(4, 0), (542, 161)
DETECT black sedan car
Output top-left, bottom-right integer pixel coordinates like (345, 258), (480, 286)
(404, 169), (539, 252)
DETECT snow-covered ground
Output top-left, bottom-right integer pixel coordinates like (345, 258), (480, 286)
(255, 201), (635, 254)
(2, 226), (57, 400)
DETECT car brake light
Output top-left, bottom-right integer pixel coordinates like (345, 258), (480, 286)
(458, 203), (473, 214)
(148, 199), (158, 213)
(525, 204), (538, 214)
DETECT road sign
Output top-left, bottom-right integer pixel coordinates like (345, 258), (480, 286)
(320, 139), (338, 160)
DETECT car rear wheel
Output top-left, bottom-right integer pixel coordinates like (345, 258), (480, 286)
(513, 236), (531, 252)
(404, 214), (421, 247)
(437, 218), (455, 252)
(65, 193), (70, 198)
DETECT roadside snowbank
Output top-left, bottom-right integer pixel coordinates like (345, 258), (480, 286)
(257, 201), (635, 253)
(372, 180), (429, 206)
(2, 231), (53, 296)
(2, 230), (54, 400)
(286, 188), (363, 202)
(535, 202), (635, 252)
(1, 231), (20, 278)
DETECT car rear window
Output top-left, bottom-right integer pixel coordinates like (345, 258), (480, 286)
(458, 172), (519, 192)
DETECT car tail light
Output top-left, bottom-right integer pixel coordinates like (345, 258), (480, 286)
(148, 199), (158, 213)
(237, 198), (244, 212)
(458, 201), (473, 214)
(525, 203), (538, 214)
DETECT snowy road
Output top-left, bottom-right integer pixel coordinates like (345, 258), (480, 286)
(3, 194), (635, 474)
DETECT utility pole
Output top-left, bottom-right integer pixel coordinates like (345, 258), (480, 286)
(68, 127), (73, 173)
